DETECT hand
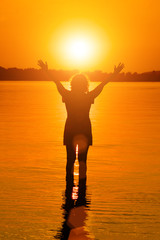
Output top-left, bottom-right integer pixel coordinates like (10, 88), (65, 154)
(37, 60), (48, 71)
(114, 63), (124, 74)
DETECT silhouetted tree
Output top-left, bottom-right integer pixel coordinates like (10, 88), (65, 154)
(0, 66), (160, 82)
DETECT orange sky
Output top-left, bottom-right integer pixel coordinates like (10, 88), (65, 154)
(0, 0), (160, 72)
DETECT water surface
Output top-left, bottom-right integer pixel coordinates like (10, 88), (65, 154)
(0, 81), (160, 239)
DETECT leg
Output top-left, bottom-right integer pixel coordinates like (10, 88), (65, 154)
(66, 144), (76, 183)
(78, 146), (89, 181)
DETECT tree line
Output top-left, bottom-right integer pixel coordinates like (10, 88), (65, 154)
(0, 66), (160, 82)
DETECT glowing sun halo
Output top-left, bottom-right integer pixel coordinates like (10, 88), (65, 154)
(51, 21), (109, 69)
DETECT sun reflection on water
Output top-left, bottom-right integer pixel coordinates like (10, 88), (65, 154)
(72, 144), (79, 201)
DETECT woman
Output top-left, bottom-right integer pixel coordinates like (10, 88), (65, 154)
(38, 60), (124, 183)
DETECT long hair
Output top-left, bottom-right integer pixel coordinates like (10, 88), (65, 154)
(70, 73), (89, 93)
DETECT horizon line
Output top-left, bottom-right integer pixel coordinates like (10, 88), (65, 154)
(0, 65), (160, 74)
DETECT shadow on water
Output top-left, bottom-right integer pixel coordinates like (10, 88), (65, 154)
(54, 178), (94, 239)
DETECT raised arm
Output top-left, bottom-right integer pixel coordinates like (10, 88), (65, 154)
(89, 63), (124, 99)
(38, 60), (69, 96)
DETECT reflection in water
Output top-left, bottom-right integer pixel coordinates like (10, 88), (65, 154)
(54, 179), (93, 239)
(55, 145), (93, 239)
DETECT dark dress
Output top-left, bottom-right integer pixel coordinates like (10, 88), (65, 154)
(62, 91), (94, 146)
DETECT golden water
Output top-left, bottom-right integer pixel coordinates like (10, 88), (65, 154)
(0, 81), (160, 239)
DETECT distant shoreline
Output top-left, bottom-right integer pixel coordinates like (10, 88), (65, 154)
(0, 66), (160, 82)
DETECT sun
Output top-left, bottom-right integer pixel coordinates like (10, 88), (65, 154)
(67, 37), (91, 62)
(64, 34), (95, 65)
(50, 21), (109, 70)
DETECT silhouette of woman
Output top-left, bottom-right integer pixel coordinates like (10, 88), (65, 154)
(38, 61), (124, 183)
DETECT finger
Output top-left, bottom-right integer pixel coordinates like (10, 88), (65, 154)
(37, 60), (42, 67)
